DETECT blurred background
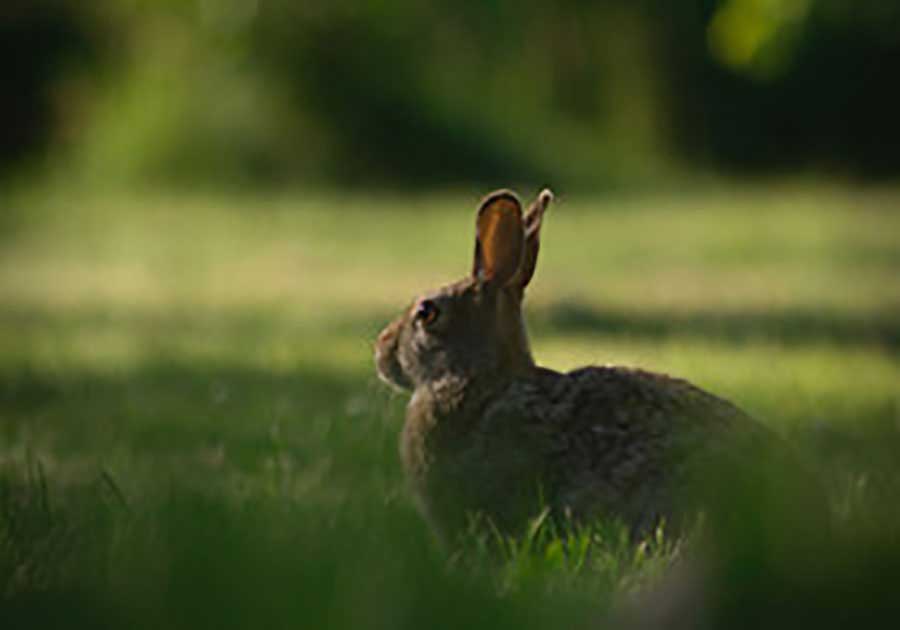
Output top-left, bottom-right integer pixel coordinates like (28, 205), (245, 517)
(4, 0), (900, 189)
(2, 2), (900, 629)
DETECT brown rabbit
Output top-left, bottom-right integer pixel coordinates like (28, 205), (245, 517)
(375, 189), (807, 544)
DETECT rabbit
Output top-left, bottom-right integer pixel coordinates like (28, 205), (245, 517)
(375, 189), (818, 544)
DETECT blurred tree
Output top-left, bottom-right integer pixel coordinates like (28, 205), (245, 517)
(3, 0), (899, 188)
(0, 2), (104, 174)
(659, 0), (900, 175)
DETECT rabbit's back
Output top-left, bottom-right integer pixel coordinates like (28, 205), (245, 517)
(407, 365), (772, 538)
(496, 366), (768, 532)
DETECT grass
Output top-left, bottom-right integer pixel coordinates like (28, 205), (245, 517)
(1, 184), (899, 628)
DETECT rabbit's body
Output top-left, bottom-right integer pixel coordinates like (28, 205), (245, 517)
(375, 189), (803, 543)
(402, 363), (765, 540)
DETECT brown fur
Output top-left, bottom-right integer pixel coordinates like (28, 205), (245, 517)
(374, 189), (801, 543)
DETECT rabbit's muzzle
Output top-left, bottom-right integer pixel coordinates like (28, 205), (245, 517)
(375, 319), (413, 391)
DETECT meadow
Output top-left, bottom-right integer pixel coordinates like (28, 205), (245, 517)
(1, 185), (899, 628)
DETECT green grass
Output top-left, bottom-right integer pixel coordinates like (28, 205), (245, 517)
(1, 185), (899, 628)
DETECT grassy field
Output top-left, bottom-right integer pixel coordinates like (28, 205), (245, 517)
(1, 185), (899, 628)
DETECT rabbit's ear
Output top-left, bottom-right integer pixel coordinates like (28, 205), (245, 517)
(516, 188), (554, 289)
(473, 190), (525, 287)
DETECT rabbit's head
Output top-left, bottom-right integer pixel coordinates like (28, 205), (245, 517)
(375, 189), (553, 393)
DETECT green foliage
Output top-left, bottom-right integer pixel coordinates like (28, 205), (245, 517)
(7, 1), (900, 186)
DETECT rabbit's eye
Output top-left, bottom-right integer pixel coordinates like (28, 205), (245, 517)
(415, 300), (440, 326)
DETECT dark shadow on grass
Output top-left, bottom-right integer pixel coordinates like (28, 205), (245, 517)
(529, 301), (900, 352)
(0, 355), (407, 483)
